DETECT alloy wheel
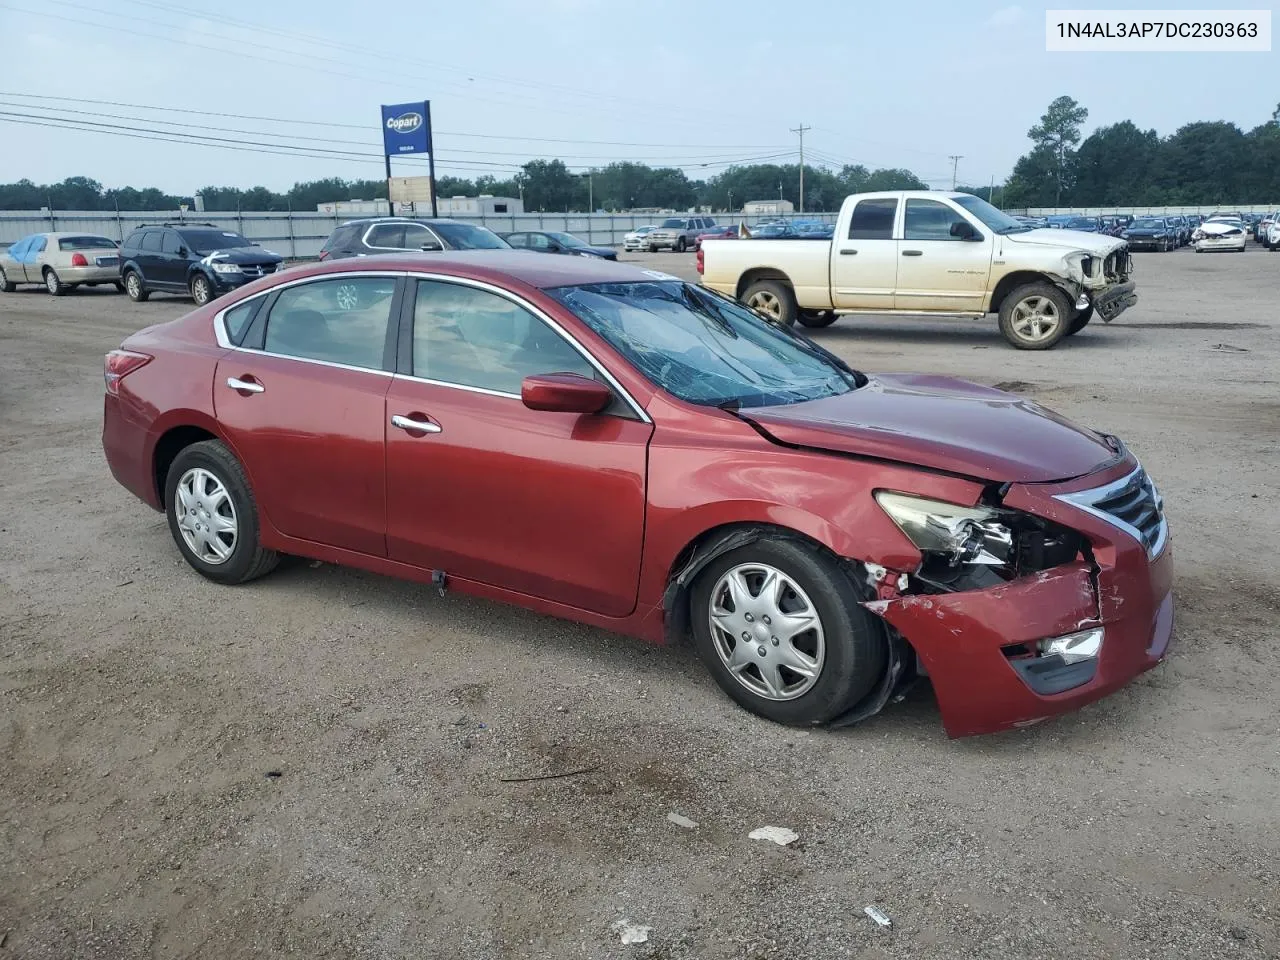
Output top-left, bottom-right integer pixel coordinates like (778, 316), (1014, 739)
(708, 563), (826, 701)
(126, 273), (141, 298)
(1010, 295), (1062, 343)
(746, 289), (782, 321)
(174, 467), (238, 565)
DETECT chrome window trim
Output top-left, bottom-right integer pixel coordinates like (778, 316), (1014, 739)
(210, 269), (651, 423)
(361, 223), (443, 252)
(403, 271), (652, 423)
(1055, 464), (1168, 560)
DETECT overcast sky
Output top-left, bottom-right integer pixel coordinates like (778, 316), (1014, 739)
(0, 0), (1274, 195)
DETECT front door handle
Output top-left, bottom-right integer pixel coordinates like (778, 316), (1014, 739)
(839, 248), (858, 255)
(226, 376), (264, 394)
(902, 250), (923, 257)
(391, 414), (442, 434)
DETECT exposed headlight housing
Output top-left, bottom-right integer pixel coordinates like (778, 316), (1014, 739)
(874, 492), (1012, 567)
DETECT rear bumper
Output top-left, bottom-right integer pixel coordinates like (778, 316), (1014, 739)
(103, 393), (162, 510)
(872, 459), (1173, 737)
(59, 265), (120, 284)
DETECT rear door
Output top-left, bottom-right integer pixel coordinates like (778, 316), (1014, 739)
(831, 197), (898, 310)
(894, 198), (993, 313)
(138, 230), (165, 285)
(158, 230), (189, 288)
(21, 236), (48, 282)
(383, 276), (652, 616)
(214, 272), (402, 556)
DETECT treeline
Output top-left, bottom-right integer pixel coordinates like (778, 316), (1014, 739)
(1001, 96), (1280, 208)
(0, 161), (928, 214)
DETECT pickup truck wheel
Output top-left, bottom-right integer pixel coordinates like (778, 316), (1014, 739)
(1066, 306), (1093, 336)
(676, 237), (687, 253)
(743, 280), (797, 327)
(797, 309), (838, 328)
(690, 540), (886, 726)
(998, 283), (1070, 350)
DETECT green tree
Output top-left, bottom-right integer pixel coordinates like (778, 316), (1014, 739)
(515, 159), (581, 211)
(1028, 95), (1088, 205)
(1072, 121), (1161, 206)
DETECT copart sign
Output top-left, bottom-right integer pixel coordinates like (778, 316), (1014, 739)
(380, 101), (431, 155)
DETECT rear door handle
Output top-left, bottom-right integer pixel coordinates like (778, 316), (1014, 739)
(839, 249), (857, 255)
(391, 414), (442, 434)
(226, 376), (264, 394)
(902, 250), (923, 257)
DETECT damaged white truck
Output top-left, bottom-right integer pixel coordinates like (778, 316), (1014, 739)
(697, 191), (1137, 350)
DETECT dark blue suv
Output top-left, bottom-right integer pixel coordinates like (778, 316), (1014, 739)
(118, 223), (284, 305)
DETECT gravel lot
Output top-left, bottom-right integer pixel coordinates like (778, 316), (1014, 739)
(2, 245), (1278, 960)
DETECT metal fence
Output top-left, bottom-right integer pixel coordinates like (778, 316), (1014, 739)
(1018, 204), (1278, 217)
(0, 209), (840, 259)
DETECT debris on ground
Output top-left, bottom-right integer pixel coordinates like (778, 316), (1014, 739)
(1211, 343), (1248, 352)
(666, 812), (698, 829)
(748, 826), (798, 845)
(498, 766), (598, 783)
(864, 905), (892, 928)
(610, 919), (652, 945)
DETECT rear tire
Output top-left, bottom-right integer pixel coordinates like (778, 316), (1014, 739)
(113, 280), (124, 293)
(797, 309), (839, 329)
(124, 270), (149, 302)
(165, 439), (279, 585)
(0, 268), (13, 293)
(998, 282), (1071, 350)
(676, 237), (687, 253)
(742, 279), (798, 327)
(690, 539), (887, 726)
(44, 268), (66, 296)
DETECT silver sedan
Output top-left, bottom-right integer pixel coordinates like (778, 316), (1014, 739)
(0, 232), (124, 296)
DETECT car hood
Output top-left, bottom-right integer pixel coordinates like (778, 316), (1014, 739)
(1199, 221), (1245, 236)
(1002, 228), (1126, 255)
(198, 247), (284, 265)
(1125, 227), (1165, 235)
(741, 374), (1120, 483)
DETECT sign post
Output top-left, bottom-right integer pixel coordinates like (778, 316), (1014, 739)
(380, 100), (438, 217)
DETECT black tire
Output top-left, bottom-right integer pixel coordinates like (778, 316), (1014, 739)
(190, 273), (213, 306)
(44, 267), (66, 296)
(690, 539), (887, 726)
(797, 309), (839, 329)
(1066, 305), (1093, 336)
(164, 439), (279, 585)
(124, 270), (149, 302)
(113, 280), (125, 293)
(0, 268), (13, 293)
(997, 281), (1071, 350)
(676, 237), (687, 253)
(742, 279), (797, 327)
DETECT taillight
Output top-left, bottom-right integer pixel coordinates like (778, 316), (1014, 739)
(104, 349), (152, 395)
(696, 246), (704, 274)
(70, 252), (88, 266)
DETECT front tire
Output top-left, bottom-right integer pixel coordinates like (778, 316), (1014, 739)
(797, 309), (838, 328)
(1066, 305), (1093, 336)
(165, 439), (279, 585)
(742, 279), (797, 327)
(0, 268), (15, 293)
(124, 270), (149, 302)
(190, 273), (213, 306)
(690, 539), (886, 726)
(44, 268), (66, 296)
(998, 282), (1071, 350)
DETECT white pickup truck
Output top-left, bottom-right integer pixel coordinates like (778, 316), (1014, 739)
(697, 191), (1137, 350)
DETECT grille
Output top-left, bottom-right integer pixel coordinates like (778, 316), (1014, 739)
(1057, 466), (1167, 558)
(239, 264), (276, 278)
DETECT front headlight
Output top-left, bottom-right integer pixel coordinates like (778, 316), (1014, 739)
(211, 262), (242, 274)
(874, 492), (1011, 566)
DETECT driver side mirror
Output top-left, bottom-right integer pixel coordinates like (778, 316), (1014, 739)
(521, 373), (611, 414)
(177, 246), (188, 257)
(546, 240), (562, 252)
(950, 221), (980, 241)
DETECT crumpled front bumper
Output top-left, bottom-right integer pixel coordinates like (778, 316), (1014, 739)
(868, 460), (1173, 737)
(1091, 280), (1137, 321)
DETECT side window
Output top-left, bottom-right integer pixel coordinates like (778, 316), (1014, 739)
(528, 233), (551, 250)
(221, 298), (261, 345)
(401, 223), (438, 250)
(847, 199), (898, 240)
(903, 199), (969, 241)
(141, 231), (163, 252)
(493, 203), (508, 214)
(263, 276), (396, 370)
(122, 230), (145, 250)
(366, 224), (405, 248)
(31, 236), (47, 254)
(412, 279), (596, 395)
(505, 233), (526, 248)
(161, 231), (182, 254)
(7, 237), (32, 261)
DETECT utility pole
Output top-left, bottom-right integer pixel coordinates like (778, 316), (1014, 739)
(989, 174), (995, 204)
(791, 123), (811, 212)
(948, 155), (964, 190)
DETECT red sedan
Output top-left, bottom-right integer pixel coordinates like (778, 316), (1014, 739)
(102, 252), (1173, 736)
(693, 225), (739, 251)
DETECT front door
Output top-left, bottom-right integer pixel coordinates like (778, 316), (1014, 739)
(830, 196), (898, 310)
(893, 198), (994, 312)
(213, 273), (402, 556)
(384, 277), (652, 617)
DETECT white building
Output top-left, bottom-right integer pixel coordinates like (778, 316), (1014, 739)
(316, 195), (524, 217)
(743, 199), (795, 215)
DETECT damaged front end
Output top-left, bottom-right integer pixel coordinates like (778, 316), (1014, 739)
(1057, 244), (1137, 323)
(853, 453), (1173, 737)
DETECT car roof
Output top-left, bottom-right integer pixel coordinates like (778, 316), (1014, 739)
(339, 216), (476, 227)
(287, 250), (671, 289)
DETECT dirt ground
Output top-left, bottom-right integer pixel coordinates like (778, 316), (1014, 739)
(2, 244), (1278, 960)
